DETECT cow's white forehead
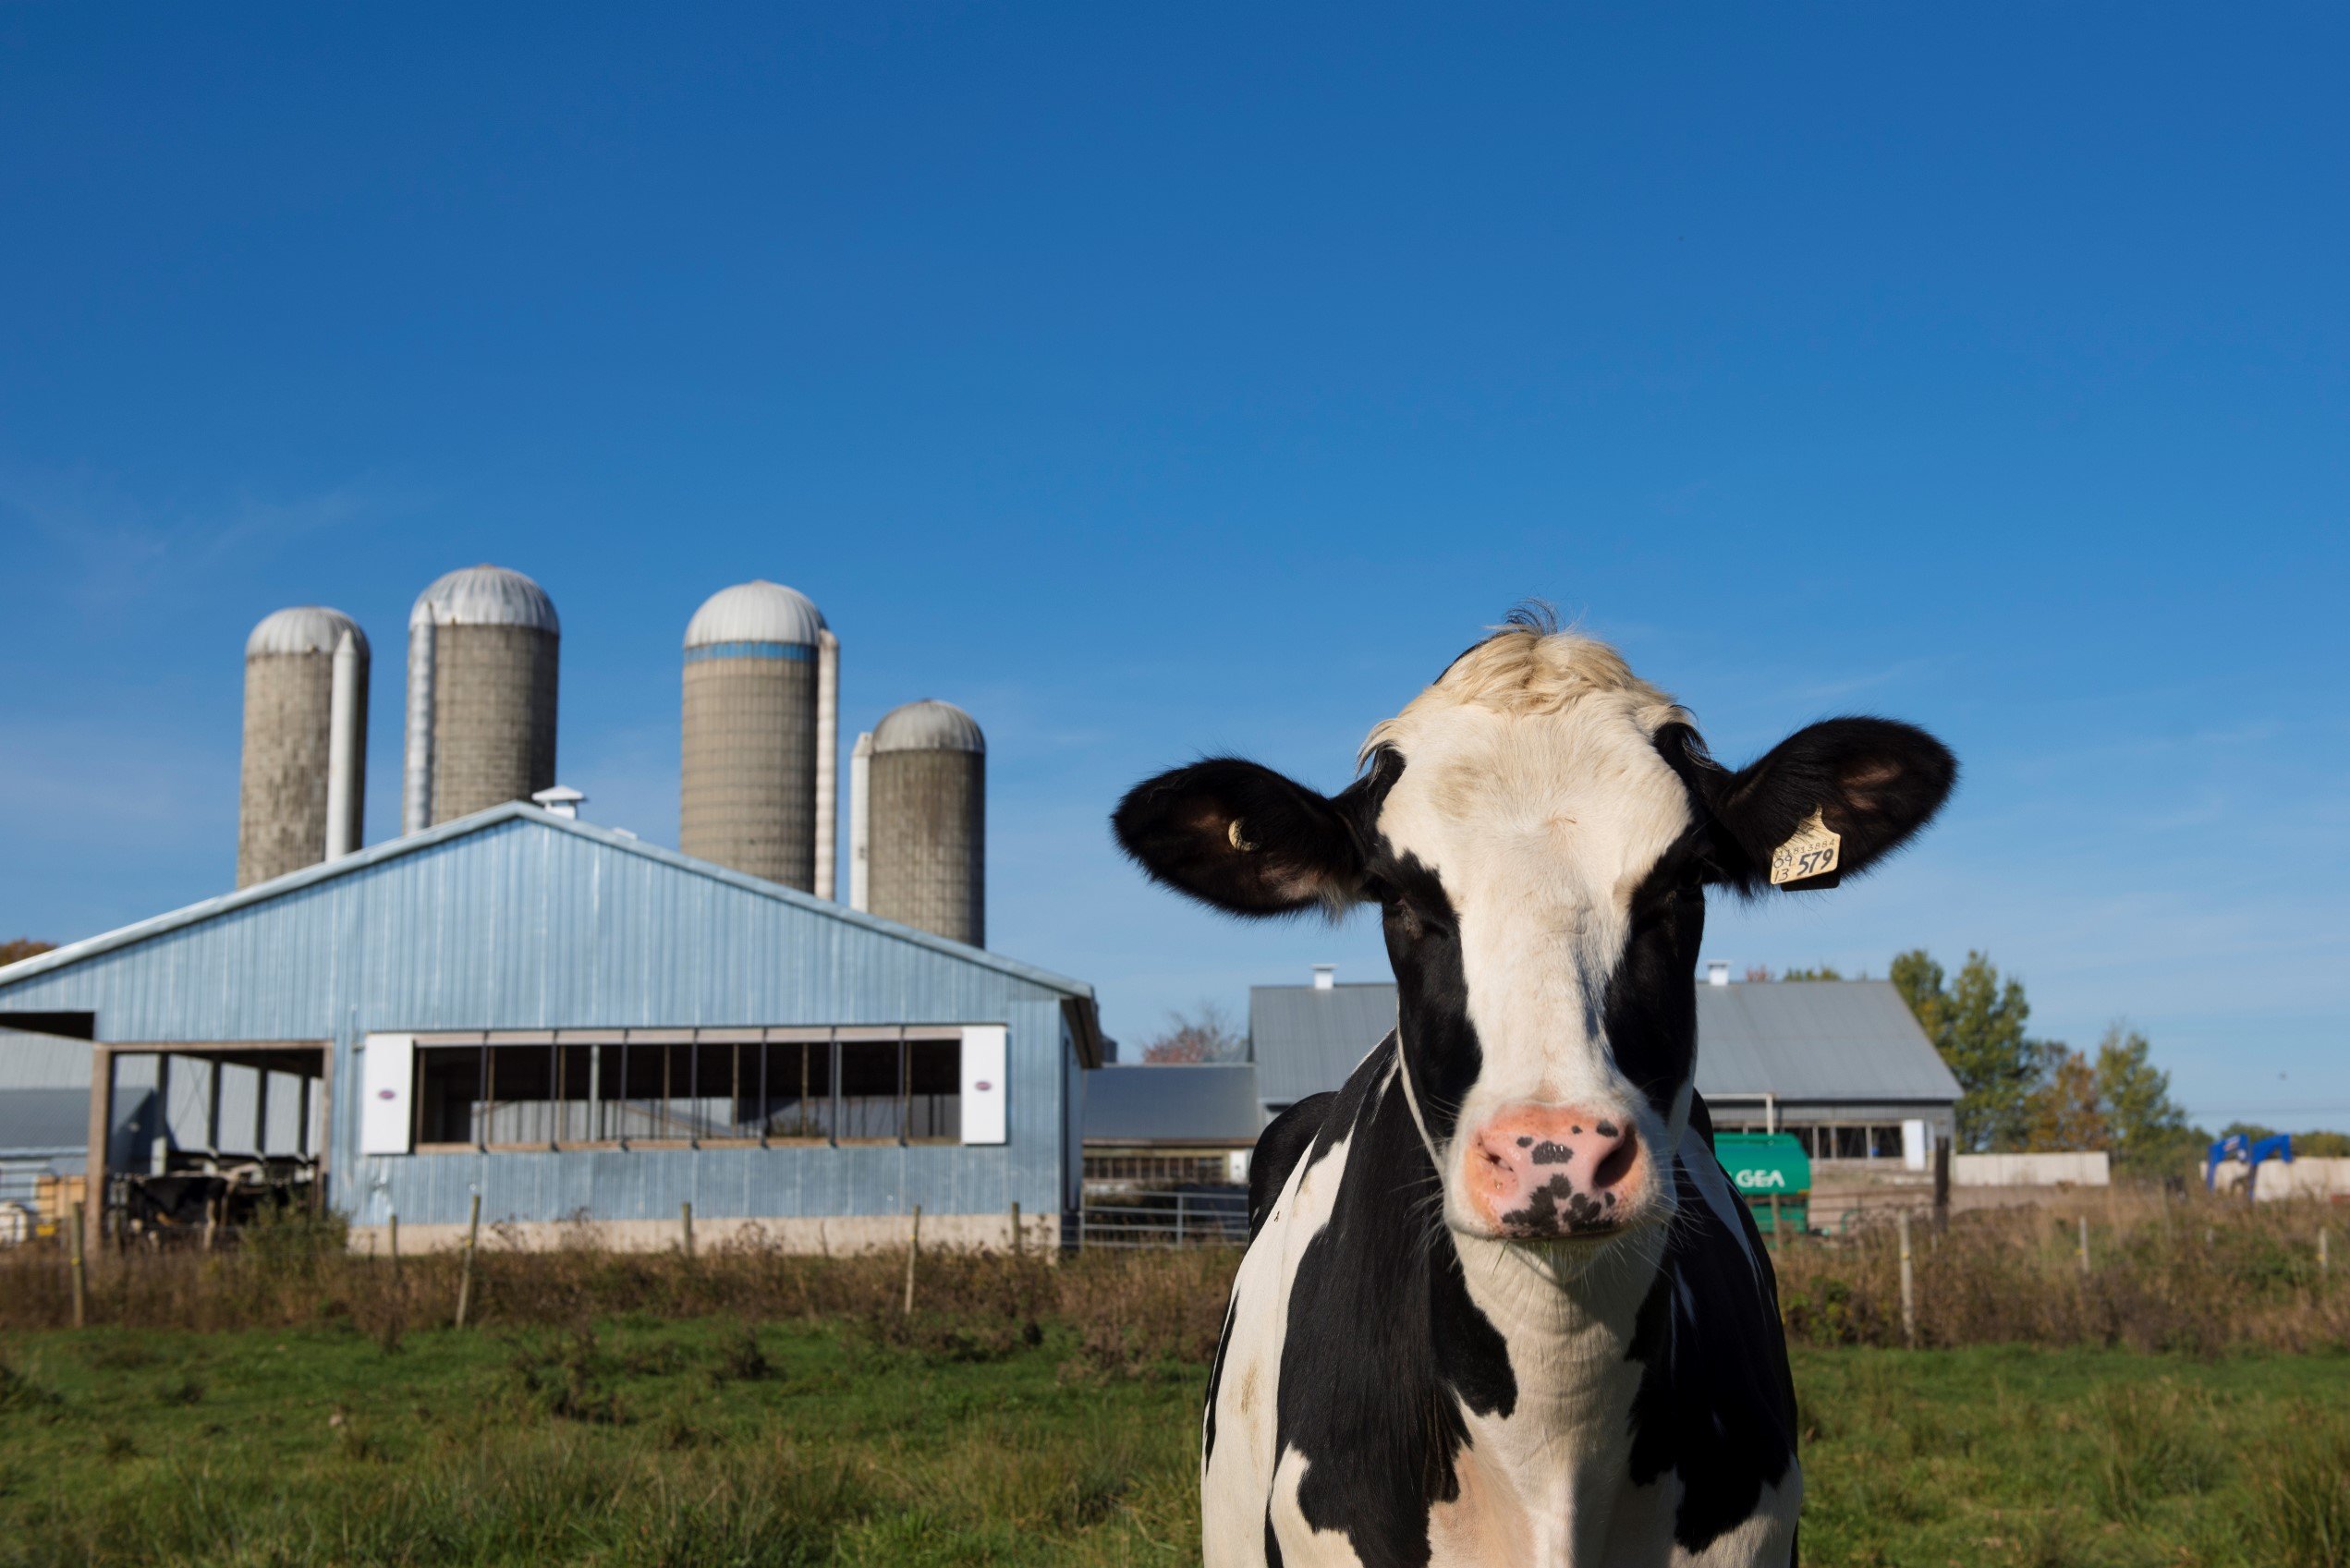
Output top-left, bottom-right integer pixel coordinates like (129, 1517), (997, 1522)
(1372, 695), (1694, 914)
(1364, 630), (1694, 907)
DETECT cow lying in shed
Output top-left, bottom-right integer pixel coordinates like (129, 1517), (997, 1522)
(1114, 617), (1954, 1567)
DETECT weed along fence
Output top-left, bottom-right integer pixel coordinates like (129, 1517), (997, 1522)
(0, 1185), (2344, 1354)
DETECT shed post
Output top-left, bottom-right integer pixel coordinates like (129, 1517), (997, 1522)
(312, 1041), (334, 1213)
(83, 1046), (114, 1258)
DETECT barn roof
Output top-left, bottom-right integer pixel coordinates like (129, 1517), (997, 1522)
(0, 800), (1093, 1005)
(1248, 978), (1959, 1111)
(1083, 1064), (1263, 1147)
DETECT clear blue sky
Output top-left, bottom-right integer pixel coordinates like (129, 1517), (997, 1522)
(3, 6), (2344, 1129)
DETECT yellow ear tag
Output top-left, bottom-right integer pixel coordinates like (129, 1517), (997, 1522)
(1770, 810), (1843, 887)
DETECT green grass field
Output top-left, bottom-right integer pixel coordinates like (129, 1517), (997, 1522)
(3, 1318), (2347, 1567)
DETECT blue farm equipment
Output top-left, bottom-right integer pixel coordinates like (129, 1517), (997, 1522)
(2205, 1132), (2293, 1201)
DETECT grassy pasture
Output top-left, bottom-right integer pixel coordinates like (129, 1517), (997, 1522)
(1, 1197), (2346, 1565)
(2, 1320), (2347, 1567)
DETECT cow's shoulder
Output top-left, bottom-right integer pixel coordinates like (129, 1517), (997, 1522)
(1249, 1092), (1334, 1238)
(1625, 1128), (1800, 1557)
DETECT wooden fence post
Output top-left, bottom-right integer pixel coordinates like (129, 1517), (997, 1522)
(388, 1213), (401, 1283)
(1931, 1141), (1951, 1233)
(680, 1201), (694, 1262)
(68, 1200), (88, 1330)
(455, 1194), (482, 1329)
(2077, 1214), (2091, 1276)
(901, 1206), (923, 1316)
(2320, 1227), (2331, 1280)
(1896, 1209), (1918, 1349)
(1010, 1200), (1023, 1258)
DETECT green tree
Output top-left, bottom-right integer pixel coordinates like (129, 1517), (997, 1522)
(1779, 965), (1844, 981)
(1891, 949), (2058, 1152)
(2091, 1023), (2195, 1177)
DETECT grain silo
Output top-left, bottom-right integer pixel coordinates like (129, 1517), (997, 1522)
(237, 607), (369, 887)
(401, 565), (561, 832)
(858, 699), (985, 946)
(679, 580), (840, 893)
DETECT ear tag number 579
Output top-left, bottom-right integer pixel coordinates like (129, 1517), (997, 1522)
(1770, 810), (1843, 887)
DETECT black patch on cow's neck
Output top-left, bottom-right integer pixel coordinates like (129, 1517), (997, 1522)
(1625, 1136), (1797, 1552)
(1276, 1041), (1517, 1567)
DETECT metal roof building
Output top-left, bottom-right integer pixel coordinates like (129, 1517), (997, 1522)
(0, 802), (1102, 1252)
(1080, 1063), (1262, 1191)
(1249, 973), (1960, 1156)
(1083, 1064), (1262, 1148)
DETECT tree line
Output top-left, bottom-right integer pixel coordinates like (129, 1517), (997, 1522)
(1876, 949), (2347, 1173)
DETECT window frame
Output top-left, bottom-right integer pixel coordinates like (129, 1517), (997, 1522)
(401, 1026), (977, 1153)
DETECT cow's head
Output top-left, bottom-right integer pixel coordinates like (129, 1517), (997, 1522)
(1114, 620), (1954, 1247)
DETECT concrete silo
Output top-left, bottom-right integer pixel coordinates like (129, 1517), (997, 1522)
(402, 565), (561, 832)
(237, 607), (369, 888)
(856, 699), (985, 946)
(679, 580), (840, 893)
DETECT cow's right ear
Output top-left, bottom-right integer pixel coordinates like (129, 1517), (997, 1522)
(1113, 758), (1366, 918)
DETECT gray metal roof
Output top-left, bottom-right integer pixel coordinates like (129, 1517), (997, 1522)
(1084, 1064), (1262, 1146)
(246, 606), (367, 659)
(873, 699), (985, 755)
(1248, 979), (1960, 1110)
(684, 579), (826, 648)
(1249, 984), (1398, 1110)
(1691, 980), (1962, 1105)
(410, 565), (560, 633)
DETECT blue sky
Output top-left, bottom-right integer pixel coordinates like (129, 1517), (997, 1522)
(3, 6), (2344, 1128)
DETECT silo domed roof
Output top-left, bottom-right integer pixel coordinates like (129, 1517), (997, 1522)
(684, 579), (827, 649)
(409, 565), (560, 633)
(872, 699), (985, 755)
(246, 605), (368, 659)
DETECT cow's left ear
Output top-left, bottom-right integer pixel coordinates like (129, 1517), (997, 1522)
(1113, 758), (1367, 918)
(1699, 718), (1956, 893)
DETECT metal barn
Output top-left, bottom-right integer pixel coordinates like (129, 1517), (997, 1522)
(0, 802), (1102, 1253)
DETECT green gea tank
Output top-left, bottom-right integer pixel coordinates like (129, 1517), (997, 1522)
(1711, 1132), (1812, 1237)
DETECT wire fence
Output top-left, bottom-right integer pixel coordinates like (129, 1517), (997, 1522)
(1075, 1187), (1248, 1248)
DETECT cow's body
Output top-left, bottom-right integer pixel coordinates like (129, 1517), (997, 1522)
(1113, 617), (1952, 1568)
(1205, 1040), (1798, 1567)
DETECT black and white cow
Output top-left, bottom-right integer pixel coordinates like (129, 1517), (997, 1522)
(1113, 618), (1954, 1567)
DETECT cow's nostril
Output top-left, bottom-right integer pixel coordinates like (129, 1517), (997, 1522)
(1590, 1133), (1639, 1193)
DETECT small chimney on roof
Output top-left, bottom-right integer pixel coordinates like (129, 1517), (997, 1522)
(1311, 964), (1336, 991)
(1706, 960), (1732, 988)
(532, 784), (586, 820)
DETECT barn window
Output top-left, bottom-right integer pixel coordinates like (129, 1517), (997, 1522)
(756, 1037), (833, 1140)
(835, 1035), (903, 1142)
(906, 1036), (961, 1142)
(415, 1046), (485, 1146)
(401, 1027), (984, 1151)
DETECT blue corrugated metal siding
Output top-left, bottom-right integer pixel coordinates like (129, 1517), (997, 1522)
(0, 810), (1087, 1229)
